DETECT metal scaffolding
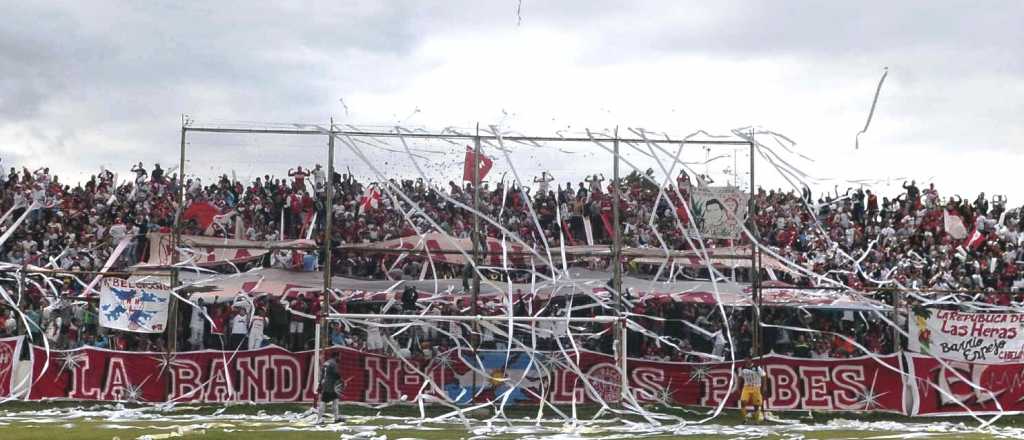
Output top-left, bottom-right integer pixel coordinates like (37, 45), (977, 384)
(173, 120), (757, 407)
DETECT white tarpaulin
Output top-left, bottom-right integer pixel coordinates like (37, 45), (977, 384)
(690, 186), (749, 239)
(339, 232), (531, 267)
(152, 268), (885, 310)
(99, 278), (171, 333)
(135, 232), (315, 267)
(341, 233), (792, 272)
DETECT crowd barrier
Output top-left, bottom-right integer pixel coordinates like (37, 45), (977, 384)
(1, 335), (1019, 415)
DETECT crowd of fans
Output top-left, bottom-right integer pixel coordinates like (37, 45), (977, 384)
(0, 160), (1021, 361)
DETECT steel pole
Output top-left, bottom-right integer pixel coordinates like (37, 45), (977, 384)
(167, 122), (187, 353)
(748, 131), (761, 358)
(611, 129), (628, 402)
(471, 125), (481, 316)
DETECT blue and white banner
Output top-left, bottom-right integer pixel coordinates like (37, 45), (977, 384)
(99, 278), (171, 333)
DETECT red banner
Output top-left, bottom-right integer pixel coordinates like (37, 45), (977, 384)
(908, 353), (1024, 415)
(15, 345), (906, 413)
(685, 354), (905, 412)
(0, 336), (22, 398)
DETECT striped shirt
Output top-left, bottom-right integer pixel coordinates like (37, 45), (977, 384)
(740, 367), (764, 387)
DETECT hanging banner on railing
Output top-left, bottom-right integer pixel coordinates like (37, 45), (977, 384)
(909, 308), (1024, 362)
(689, 187), (749, 239)
(20, 345), (904, 413)
(694, 354), (905, 412)
(135, 232), (315, 268)
(907, 353), (1024, 415)
(98, 278), (171, 333)
(0, 336), (23, 398)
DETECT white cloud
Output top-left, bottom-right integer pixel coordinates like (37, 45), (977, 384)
(0, 1), (1021, 202)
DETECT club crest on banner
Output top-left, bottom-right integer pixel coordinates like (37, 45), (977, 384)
(0, 342), (13, 384)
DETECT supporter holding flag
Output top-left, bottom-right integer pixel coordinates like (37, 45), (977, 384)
(359, 184), (381, 215)
(944, 204), (968, 240)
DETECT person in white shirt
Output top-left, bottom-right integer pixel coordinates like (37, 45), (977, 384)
(229, 307), (248, 350)
(366, 323), (385, 352)
(711, 329), (727, 359)
(248, 309), (267, 350)
(312, 164), (326, 194)
(189, 299), (206, 350)
(109, 220), (127, 243)
(534, 172), (554, 196)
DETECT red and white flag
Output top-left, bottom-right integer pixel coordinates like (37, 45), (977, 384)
(943, 210), (967, 240)
(463, 146), (494, 182)
(964, 227), (985, 250)
(359, 184), (381, 214)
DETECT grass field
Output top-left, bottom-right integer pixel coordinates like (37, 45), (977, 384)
(1, 401), (1022, 440)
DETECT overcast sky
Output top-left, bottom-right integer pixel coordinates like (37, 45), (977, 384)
(2, 1), (1022, 203)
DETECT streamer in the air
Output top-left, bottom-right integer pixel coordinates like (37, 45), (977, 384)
(855, 67), (889, 149)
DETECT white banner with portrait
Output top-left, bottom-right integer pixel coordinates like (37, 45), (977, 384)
(690, 187), (749, 239)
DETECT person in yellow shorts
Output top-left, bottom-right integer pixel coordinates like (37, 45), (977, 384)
(739, 358), (765, 422)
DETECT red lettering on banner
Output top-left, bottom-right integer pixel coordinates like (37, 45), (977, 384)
(365, 357), (400, 402)
(767, 365), (799, 409)
(832, 366), (866, 410)
(800, 366), (831, 409)
(271, 355), (302, 401)
(169, 359), (202, 401)
(68, 356), (101, 399)
(237, 356), (271, 402)
(204, 358), (234, 402)
(102, 358), (131, 401)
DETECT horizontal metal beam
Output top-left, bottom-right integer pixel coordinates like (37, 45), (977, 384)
(184, 127), (326, 136)
(184, 125), (752, 146)
(179, 242), (318, 251)
(337, 130), (752, 145)
(328, 313), (619, 323)
(0, 268), (173, 277)
(334, 245), (754, 260)
(176, 241), (753, 260)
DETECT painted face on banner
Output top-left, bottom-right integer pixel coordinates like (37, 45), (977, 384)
(703, 201), (727, 230)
